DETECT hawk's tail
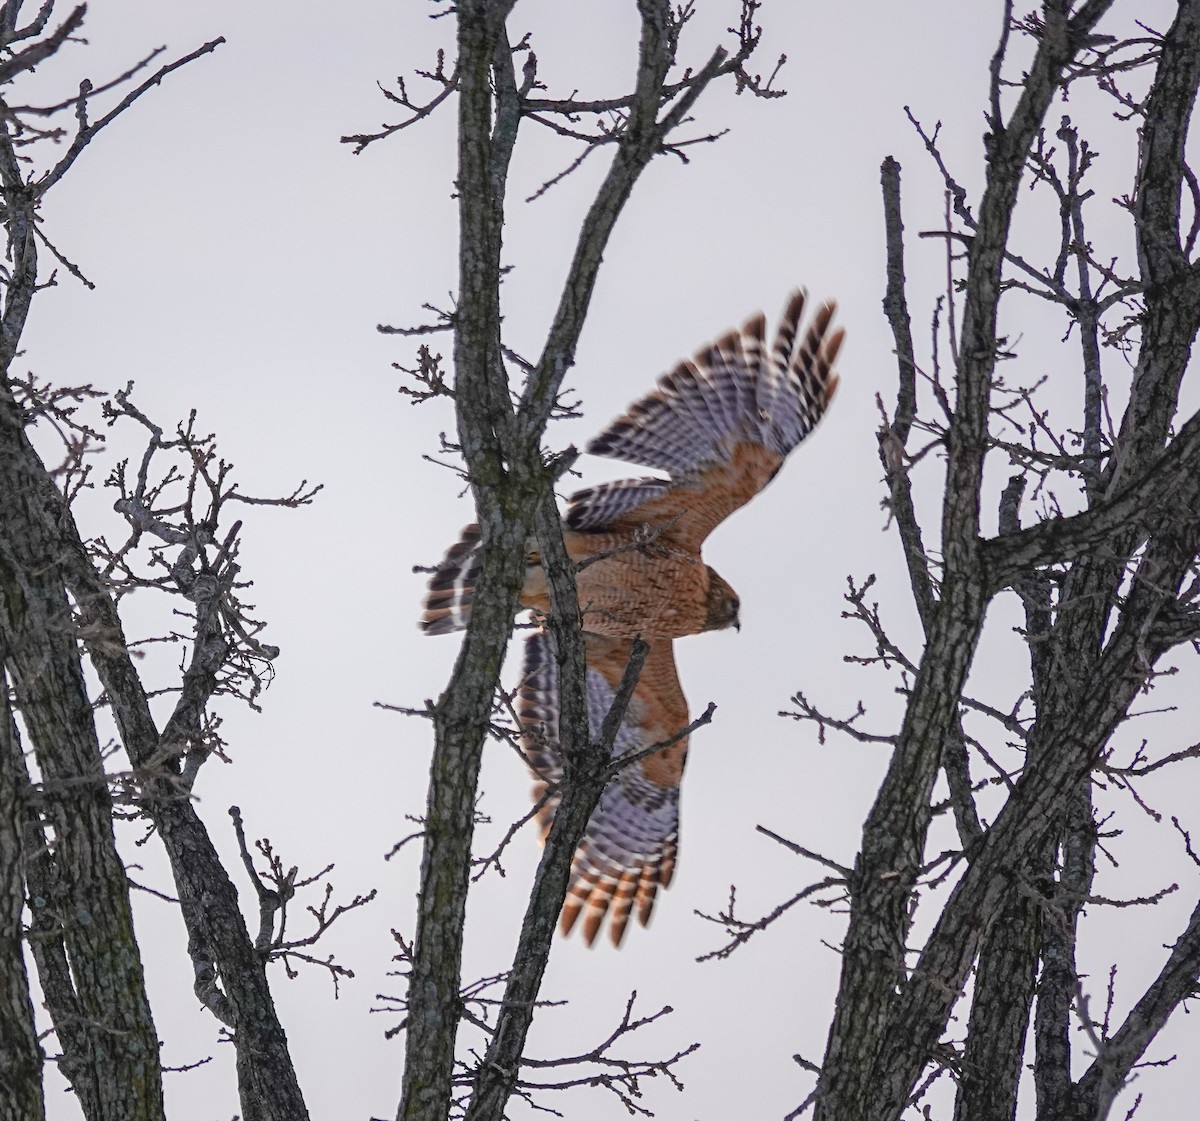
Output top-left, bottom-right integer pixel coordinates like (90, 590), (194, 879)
(420, 523), (482, 635)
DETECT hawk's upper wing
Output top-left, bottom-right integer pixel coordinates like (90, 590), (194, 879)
(566, 291), (842, 552)
(519, 629), (690, 947)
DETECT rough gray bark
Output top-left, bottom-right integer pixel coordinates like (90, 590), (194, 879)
(0, 417), (165, 1120)
(952, 889), (1042, 1121)
(0, 675), (44, 1121)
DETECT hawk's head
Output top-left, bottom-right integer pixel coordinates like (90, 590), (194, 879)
(703, 567), (741, 633)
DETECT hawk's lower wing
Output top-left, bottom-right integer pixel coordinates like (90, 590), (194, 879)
(519, 630), (691, 947)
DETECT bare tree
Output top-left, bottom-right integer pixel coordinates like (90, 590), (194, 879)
(357, 5), (782, 1120)
(0, 7), (344, 1121)
(695, 4), (1200, 1120)
(12, 3), (1200, 1121)
(1, 3), (779, 1121)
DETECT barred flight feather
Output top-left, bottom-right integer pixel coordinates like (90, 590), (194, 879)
(564, 477), (673, 532)
(588, 290), (841, 474)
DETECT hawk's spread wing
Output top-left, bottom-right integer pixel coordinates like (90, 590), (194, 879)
(519, 630), (690, 947)
(566, 291), (842, 552)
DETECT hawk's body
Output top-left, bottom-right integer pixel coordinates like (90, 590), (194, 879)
(420, 291), (843, 945)
(521, 531), (717, 639)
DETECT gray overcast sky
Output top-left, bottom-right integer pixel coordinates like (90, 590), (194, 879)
(22, 2), (1198, 1119)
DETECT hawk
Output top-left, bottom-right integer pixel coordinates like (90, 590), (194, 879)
(420, 290), (842, 945)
